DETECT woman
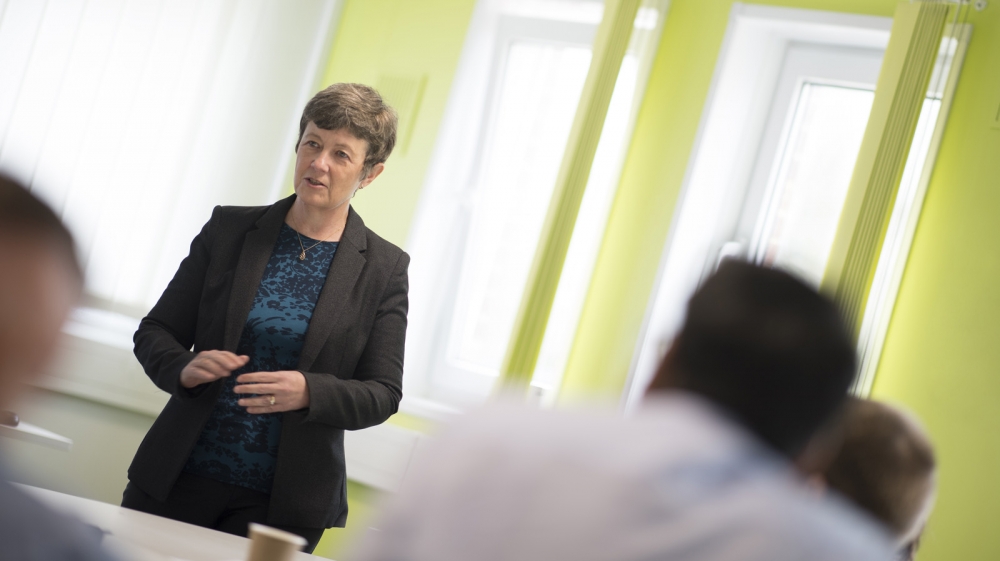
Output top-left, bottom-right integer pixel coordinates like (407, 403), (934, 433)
(122, 83), (408, 553)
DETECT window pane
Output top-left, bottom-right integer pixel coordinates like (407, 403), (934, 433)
(756, 83), (875, 285)
(447, 41), (592, 375)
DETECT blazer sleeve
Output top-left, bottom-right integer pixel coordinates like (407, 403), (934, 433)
(133, 208), (218, 400)
(301, 251), (409, 430)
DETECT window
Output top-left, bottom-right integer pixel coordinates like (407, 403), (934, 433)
(626, 5), (969, 408)
(738, 42), (883, 285)
(444, 22), (594, 395)
(0, 0), (340, 414)
(624, 6), (893, 408)
(752, 82), (875, 284)
(404, 0), (666, 408)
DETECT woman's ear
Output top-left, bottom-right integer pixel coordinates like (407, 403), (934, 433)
(359, 163), (386, 189)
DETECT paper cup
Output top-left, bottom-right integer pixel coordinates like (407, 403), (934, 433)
(246, 523), (307, 561)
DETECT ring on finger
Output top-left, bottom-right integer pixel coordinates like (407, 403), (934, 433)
(268, 395), (276, 406)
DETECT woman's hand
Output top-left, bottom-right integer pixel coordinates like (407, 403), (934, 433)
(180, 350), (249, 389)
(233, 371), (310, 414)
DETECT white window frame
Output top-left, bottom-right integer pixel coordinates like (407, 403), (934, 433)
(428, 16), (599, 402)
(741, 45), (883, 270)
(403, 1), (605, 410)
(402, 0), (668, 414)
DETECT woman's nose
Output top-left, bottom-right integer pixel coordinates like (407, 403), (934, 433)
(311, 152), (332, 171)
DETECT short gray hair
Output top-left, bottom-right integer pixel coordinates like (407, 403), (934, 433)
(297, 83), (398, 175)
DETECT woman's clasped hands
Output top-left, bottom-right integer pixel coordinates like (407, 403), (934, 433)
(234, 370), (310, 413)
(180, 350), (310, 413)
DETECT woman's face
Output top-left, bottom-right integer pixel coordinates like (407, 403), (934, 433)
(293, 122), (382, 212)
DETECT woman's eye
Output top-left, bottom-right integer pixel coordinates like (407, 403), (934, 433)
(337, 151), (349, 159)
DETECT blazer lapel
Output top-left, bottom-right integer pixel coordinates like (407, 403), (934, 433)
(298, 206), (368, 372)
(223, 196), (296, 352)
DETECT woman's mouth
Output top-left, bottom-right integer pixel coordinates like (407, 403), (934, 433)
(305, 177), (325, 188)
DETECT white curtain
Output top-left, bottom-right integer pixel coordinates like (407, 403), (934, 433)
(0, 0), (338, 318)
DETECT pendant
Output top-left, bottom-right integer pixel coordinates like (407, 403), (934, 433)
(299, 251), (306, 261)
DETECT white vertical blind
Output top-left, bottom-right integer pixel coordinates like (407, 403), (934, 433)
(0, 0), (338, 316)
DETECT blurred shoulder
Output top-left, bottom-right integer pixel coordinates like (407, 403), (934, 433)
(742, 484), (895, 561)
(370, 399), (895, 561)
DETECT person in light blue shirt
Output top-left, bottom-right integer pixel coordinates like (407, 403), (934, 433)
(355, 262), (896, 561)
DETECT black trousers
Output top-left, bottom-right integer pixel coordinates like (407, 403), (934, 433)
(121, 472), (325, 554)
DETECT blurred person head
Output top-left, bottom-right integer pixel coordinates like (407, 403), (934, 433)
(648, 260), (856, 457)
(296, 82), (398, 179)
(0, 175), (82, 409)
(821, 397), (936, 558)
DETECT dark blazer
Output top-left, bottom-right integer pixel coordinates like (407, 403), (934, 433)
(129, 194), (409, 529)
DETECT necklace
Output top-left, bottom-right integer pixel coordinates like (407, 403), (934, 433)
(295, 231), (332, 261)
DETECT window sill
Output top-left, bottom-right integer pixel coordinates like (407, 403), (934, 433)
(397, 394), (462, 423)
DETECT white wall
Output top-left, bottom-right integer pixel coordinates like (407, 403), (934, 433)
(2, 387), (154, 504)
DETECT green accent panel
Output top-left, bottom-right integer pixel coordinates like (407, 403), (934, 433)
(312, 480), (382, 559)
(559, 0), (900, 404)
(822, 1), (949, 336)
(498, 0), (643, 392)
(315, 0), (477, 248)
(871, 4), (1000, 561)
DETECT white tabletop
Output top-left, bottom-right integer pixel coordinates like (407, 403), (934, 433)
(20, 484), (326, 561)
(0, 421), (73, 450)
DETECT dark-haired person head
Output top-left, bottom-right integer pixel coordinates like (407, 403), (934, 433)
(354, 262), (894, 561)
(648, 260), (857, 457)
(0, 175), (116, 560)
(122, 83), (409, 552)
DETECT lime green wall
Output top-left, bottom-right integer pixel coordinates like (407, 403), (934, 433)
(319, 0), (477, 248)
(560, 0), (900, 399)
(871, 6), (1000, 561)
(313, 480), (382, 559)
